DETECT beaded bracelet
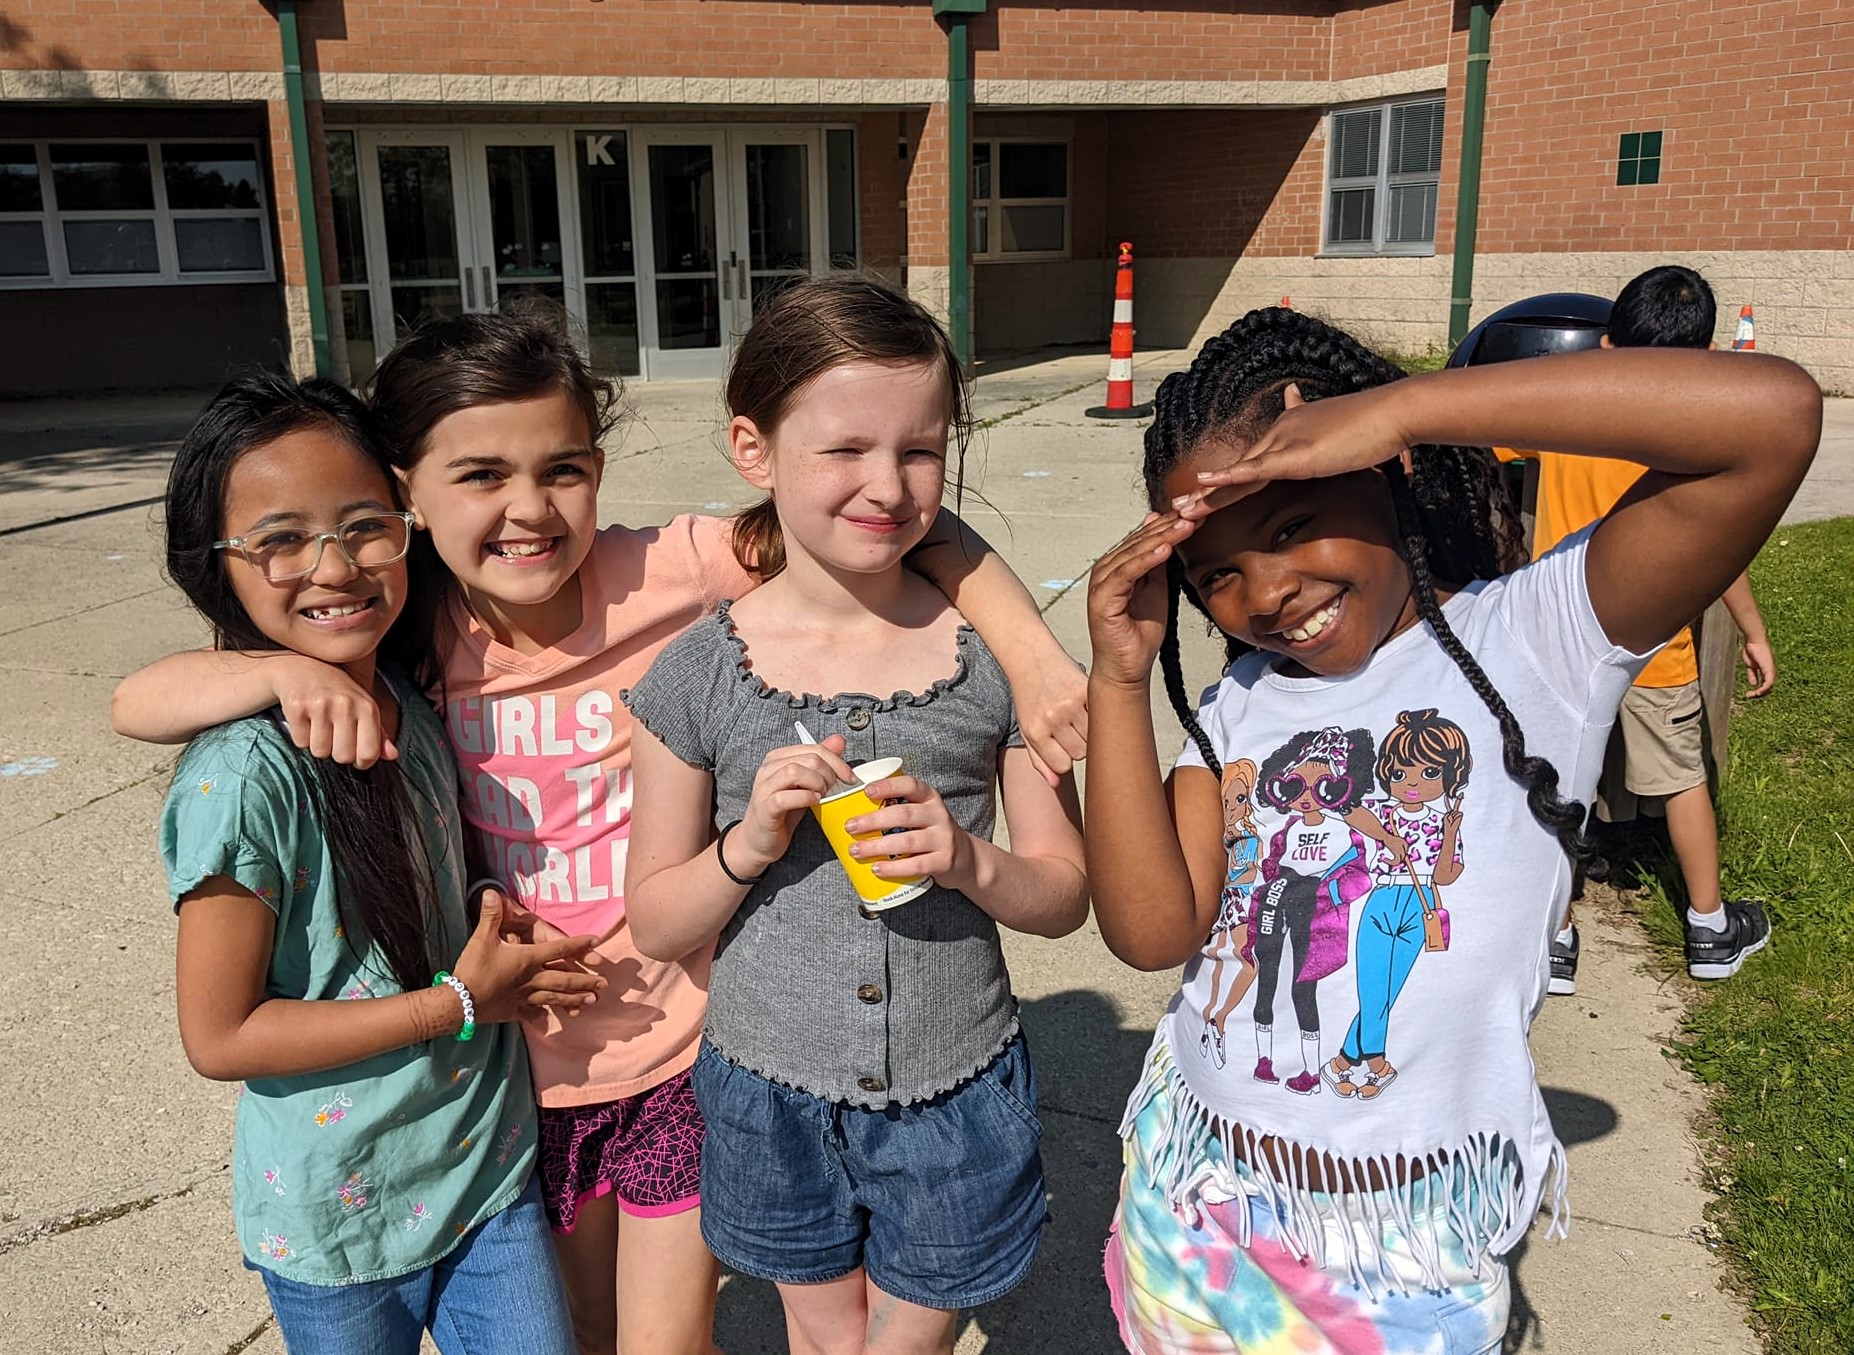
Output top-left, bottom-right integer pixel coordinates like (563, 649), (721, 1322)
(432, 970), (477, 1042)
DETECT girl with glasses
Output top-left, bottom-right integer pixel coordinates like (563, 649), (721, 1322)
(148, 371), (604, 1353)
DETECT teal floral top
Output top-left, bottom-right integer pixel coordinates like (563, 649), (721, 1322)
(159, 672), (535, 1287)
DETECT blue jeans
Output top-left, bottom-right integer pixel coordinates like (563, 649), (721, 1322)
(1342, 883), (1429, 1063)
(691, 1033), (1049, 1310)
(255, 1178), (574, 1355)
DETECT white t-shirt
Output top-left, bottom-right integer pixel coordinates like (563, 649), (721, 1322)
(1157, 527), (1651, 1264)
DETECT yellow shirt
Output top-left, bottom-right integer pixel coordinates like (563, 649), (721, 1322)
(1495, 448), (1697, 688)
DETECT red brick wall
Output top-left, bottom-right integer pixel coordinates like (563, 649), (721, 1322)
(907, 101), (949, 263)
(6, 0), (1332, 83)
(858, 111), (905, 271)
(0, 0), (278, 73)
(1105, 110), (1326, 260)
(1330, 0), (1454, 82)
(1474, 0), (1854, 252)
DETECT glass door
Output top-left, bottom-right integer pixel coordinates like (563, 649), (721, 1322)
(358, 130), (474, 337)
(727, 130), (823, 329)
(634, 130), (729, 380)
(464, 129), (573, 314)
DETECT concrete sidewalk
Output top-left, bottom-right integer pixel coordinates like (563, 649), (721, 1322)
(4, 353), (1845, 1353)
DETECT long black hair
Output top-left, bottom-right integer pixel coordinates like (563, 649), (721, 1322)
(164, 369), (446, 994)
(1144, 306), (1597, 870)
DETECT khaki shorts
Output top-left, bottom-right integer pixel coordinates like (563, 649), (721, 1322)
(1610, 680), (1708, 798)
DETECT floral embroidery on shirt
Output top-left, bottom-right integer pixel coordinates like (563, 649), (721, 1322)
(494, 1123), (524, 1166)
(450, 1067), (474, 1085)
(293, 866), (313, 892)
(313, 1092), (353, 1127)
(404, 1202), (431, 1232)
(336, 1171), (373, 1213)
(340, 979), (372, 1001)
(198, 778), (215, 795)
(263, 1167), (285, 1196)
(259, 1233), (291, 1259)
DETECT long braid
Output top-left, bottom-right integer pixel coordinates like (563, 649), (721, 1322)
(1142, 305), (1587, 865)
(1160, 558), (1222, 774)
(1383, 460), (1600, 870)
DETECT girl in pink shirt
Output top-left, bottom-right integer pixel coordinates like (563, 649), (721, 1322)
(115, 306), (1085, 1355)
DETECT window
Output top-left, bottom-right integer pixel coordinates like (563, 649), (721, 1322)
(1616, 130), (1662, 186)
(0, 138), (274, 288)
(972, 140), (1068, 260)
(1324, 99), (1444, 255)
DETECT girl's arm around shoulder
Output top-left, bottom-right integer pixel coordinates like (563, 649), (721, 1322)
(175, 881), (602, 1083)
(113, 649), (394, 768)
(908, 510), (1089, 783)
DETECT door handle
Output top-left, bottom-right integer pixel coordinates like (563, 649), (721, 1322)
(737, 260), (750, 300)
(721, 267), (731, 300)
(481, 266), (493, 307)
(464, 268), (475, 308)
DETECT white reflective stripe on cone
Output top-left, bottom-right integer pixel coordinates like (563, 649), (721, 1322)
(1107, 358), (1135, 382)
(1113, 299), (1134, 324)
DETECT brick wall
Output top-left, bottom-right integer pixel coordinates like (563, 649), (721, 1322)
(1474, 0), (1854, 253)
(1105, 110), (1326, 262)
(1330, 0), (1454, 82)
(976, 1), (1330, 83)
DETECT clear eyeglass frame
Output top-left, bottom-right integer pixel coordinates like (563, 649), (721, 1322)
(212, 510), (418, 582)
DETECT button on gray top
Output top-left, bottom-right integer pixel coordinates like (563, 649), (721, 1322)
(856, 983), (883, 1004)
(623, 601), (1025, 1108)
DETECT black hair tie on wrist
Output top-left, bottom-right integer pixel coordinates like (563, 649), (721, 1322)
(716, 820), (764, 887)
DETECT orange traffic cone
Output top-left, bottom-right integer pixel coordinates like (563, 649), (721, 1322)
(1086, 242), (1153, 420)
(1280, 295), (1292, 309)
(1732, 303), (1755, 350)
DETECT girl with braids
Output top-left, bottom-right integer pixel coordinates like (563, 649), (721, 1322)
(1085, 306), (1818, 1352)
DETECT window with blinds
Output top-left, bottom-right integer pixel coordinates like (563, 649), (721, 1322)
(1325, 98), (1445, 254)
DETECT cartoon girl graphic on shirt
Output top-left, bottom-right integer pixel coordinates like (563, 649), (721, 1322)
(1325, 709), (1470, 1102)
(1248, 727), (1406, 1095)
(1197, 759), (1261, 1070)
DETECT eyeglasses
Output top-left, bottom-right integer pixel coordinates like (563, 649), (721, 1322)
(214, 511), (417, 582)
(1266, 771), (1353, 810)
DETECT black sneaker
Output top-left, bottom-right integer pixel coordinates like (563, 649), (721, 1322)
(1685, 900), (1771, 980)
(1548, 925), (1579, 996)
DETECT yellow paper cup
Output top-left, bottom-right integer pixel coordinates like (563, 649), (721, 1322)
(810, 756), (933, 914)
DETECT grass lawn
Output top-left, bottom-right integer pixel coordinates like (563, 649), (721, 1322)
(1632, 516), (1854, 1354)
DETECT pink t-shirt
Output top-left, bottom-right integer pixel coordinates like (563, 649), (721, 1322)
(439, 516), (756, 1107)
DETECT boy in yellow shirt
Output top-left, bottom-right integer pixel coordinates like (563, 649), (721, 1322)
(1498, 266), (1775, 989)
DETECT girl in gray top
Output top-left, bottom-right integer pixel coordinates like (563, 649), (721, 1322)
(623, 278), (1088, 1352)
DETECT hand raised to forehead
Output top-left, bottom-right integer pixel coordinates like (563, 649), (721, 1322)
(1173, 381), (1414, 520)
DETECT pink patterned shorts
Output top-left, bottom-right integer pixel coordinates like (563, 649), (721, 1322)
(537, 1069), (704, 1233)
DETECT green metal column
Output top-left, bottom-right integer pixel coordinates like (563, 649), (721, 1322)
(1447, 1), (1494, 351)
(276, 0), (334, 379)
(934, 0), (986, 369)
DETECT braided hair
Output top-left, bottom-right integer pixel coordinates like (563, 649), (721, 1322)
(1145, 306), (1598, 871)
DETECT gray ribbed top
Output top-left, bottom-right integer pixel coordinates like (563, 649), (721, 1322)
(623, 601), (1022, 1107)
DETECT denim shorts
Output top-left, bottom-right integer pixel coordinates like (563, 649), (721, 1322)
(690, 1032), (1049, 1310)
(252, 1177), (574, 1355)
